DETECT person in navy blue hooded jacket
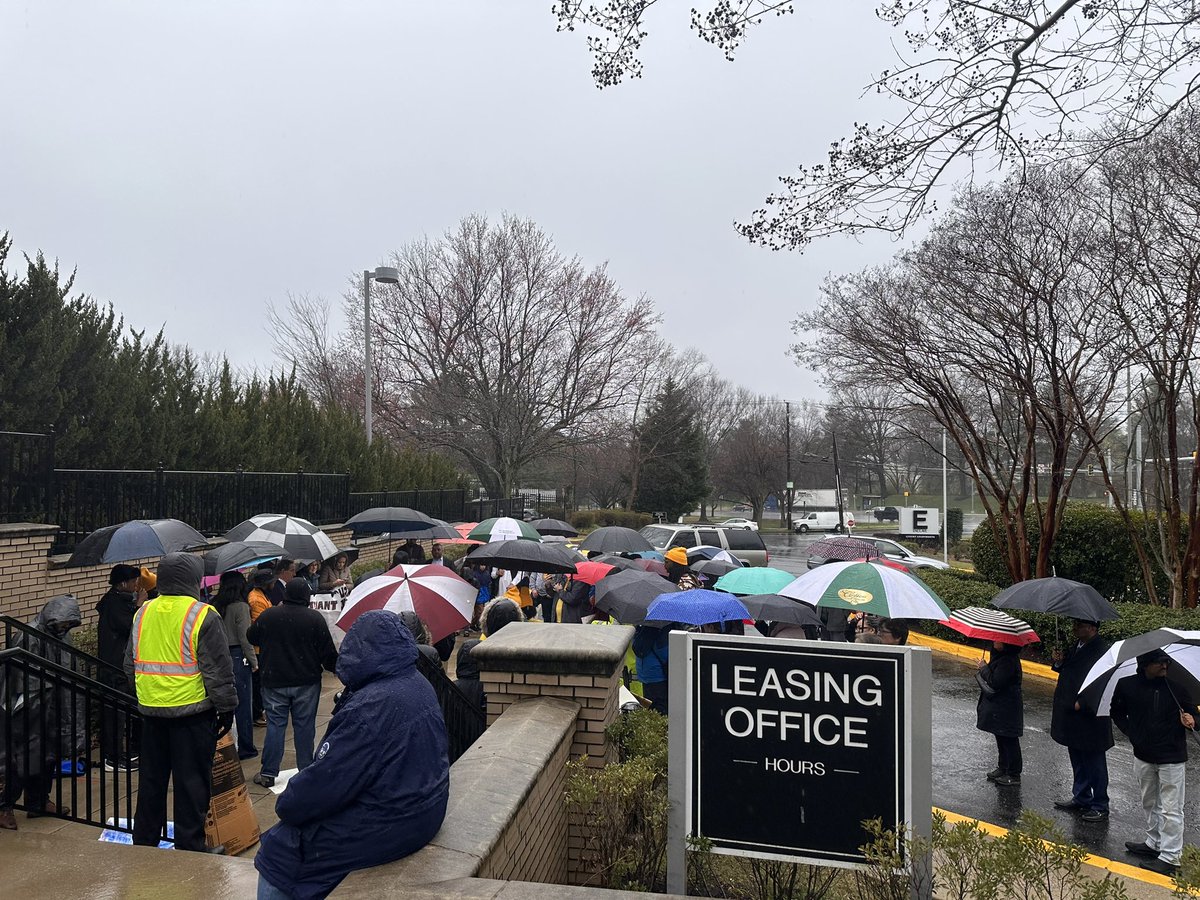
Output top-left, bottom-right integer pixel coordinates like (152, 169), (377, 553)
(254, 609), (450, 900)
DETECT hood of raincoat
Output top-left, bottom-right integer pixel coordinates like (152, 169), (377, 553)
(34, 595), (82, 634)
(336, 609), (416, 690)
(283, 577), (312, 606)
(157, 553), (202, 600)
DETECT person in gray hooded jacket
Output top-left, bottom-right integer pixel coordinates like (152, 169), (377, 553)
(124, 553), (237, 852)
(0, 595), (85, 830)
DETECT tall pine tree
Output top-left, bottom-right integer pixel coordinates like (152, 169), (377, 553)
(631, 378), (708, 519)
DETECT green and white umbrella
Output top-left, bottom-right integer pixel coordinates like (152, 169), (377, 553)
(778, 561), (951, 620)
(467, 516), (541, 543)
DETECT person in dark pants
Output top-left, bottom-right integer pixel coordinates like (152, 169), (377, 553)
(124, 554), (237, 852)
(633, 623), (671, 715)
(247, 578), (338, 788)
(976, 641), (1024, 786)
(1051, 619), (1114, 822)
(213, 570), (259, 760)
(248, 566), (275, 724)
(96, 564), (145, 769)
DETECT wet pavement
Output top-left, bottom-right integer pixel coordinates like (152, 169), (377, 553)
(759, 532), (1200, 863)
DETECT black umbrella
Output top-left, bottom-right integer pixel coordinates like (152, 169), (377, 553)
(346, 506), (439, 535)
(1079, 629), (1200, 715)
(592, 554), (641, 571)
(203, 541), (285, 576)
(465, 539), (580, 574)
(356, 566), (388, 584)
(739, 594), (824, 628)
(382, 524), (460, 541)
(68, 519), (208, 566)
(594, 569), (681, 625)
(691, 559), (741, 579)
(225, 514), (339, 562)
(532, 518), (579, 537)
(991, 577), (1119, 621)
(579, 526), (654, 554)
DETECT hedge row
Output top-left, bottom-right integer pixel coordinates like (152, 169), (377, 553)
(915, 568), (1200, 662)
(570, 509), (653, 531)
(969, 503), (1179, 603)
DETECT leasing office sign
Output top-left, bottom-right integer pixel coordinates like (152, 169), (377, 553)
(667, 633), (931, 873)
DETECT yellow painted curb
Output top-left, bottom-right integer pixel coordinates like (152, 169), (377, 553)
(934, 808), (1176, 890)
(909, 631), (1058, 682)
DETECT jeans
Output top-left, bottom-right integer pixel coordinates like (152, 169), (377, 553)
(1135, 758), (1186, 865)
(995, 735), (1022, 776)
(230, 648), (257, 758)
(260, 683), (321, 778)
(257, 874), (291, 900)
(1068, 746), (1109, 812)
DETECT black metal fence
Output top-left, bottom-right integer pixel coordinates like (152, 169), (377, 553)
(415, 652), (486, 763)
(0, 430), (537, 552)
(0, 642), (143, 837)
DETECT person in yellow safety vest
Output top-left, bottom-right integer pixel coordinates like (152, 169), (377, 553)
(124, 553), (238, 853)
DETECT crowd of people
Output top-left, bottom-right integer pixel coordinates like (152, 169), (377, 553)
(2, 534), (1197, 887)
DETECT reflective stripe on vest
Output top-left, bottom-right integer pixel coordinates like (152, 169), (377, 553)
(131, 596), (212, 708)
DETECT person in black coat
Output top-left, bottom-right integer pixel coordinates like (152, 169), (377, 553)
(976, 641), (1023, 786)
(96, 564), (145, 769)
(1050, 619), (1114, 821)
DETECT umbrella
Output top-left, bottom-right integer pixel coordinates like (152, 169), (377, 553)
(940, 607), (1040, 647)
(454, 522), (479, 538)
(807, 537), (882, 563)
(225, 514), (338, 563)
(346, 506), (439, 535)
(991, 577), (1119, 621)
(573, 560), (617, 585)
(594, 570), (680, 625)
(647, 589), (750, 627)
(714, 566), (796, 596)
(691, 559), (741, 579)
(592, 554), (641, 571)
(578, 526), (654, 554)
(630, 550), (665, 562)
(465, 539), (579, 574)
(532, 518), (579, 537)
(468, 517), (541, 543)
(634, 558), (669, 577)
(1079, 630), (1200, 715)
(203, 541), (285, 576)
(779, 561), (951, 620)
(738, 594), (824, 629)
(539, 534), (569, 544)
(381, 524), (461, 542)
(68, 519), (208, 566)
(685, 546), (741, 565)
(356, 566), (388, 584)
(336, 564), (476, 643)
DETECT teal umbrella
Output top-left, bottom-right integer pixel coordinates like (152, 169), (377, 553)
(714, 566), (795, 596)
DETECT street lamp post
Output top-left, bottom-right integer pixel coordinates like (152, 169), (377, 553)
(363, 266), (399, 445)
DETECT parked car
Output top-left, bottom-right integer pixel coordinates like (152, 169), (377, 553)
(792, 511), (855, 534)
(872, 506), (900, 523)
(805, 535), (949, 570)
(716, 517), (759, 531)
(638, 524), (769, 566)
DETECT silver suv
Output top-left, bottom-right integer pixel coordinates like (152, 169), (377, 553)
(638, 524), (769, 567)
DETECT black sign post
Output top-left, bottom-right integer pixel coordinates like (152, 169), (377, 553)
(666, 633), (931, 894)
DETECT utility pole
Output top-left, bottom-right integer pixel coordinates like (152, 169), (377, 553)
(942, 428), (948, 564)
(832, 433), (846, 531)
(785, 401), (793, 533)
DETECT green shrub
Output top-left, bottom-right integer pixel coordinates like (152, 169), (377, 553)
(970, 503), (1180, 603)
(571, 509), (653, 531)
(72, 624), (98, 659)
(947, 508), (963, 543)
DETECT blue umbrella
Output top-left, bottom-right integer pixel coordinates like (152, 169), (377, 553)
(646, 589), (750, 627)
(630, 550), (666, 562)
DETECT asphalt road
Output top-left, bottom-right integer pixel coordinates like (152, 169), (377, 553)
(759, 533), (1200, 862)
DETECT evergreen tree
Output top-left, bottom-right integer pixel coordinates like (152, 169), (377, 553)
(631, 378), (708, 519)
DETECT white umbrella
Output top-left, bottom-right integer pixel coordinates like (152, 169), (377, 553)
(225, 514), (338, 562)
(335, 564), (477, 643)
(778, 561), (951, 620)
(1079, 629), (1200, 715)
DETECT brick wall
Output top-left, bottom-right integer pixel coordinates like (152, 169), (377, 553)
(0, 521), (397, 626)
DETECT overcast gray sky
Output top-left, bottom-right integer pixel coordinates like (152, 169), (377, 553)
(2, 2), (906, 399)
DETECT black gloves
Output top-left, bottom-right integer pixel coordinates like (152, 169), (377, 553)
(215, 711), (234, 739)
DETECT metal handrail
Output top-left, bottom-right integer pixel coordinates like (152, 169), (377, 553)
(1, 646), (144, 836)
(415, 653), (486, 763)
(1, 615), (128, 685)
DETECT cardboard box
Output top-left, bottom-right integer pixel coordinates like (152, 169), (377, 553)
(204, 732), (260, 855)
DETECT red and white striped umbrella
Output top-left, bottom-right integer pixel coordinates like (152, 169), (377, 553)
(940, 606), (1040, 646)
(336, 564), (476, 643)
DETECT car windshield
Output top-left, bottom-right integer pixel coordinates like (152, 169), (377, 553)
(639, 526), (673, 546)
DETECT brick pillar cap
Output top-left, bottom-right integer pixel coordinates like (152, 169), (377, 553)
(0, 523), (59, 538)
(471, 622), (633, 677)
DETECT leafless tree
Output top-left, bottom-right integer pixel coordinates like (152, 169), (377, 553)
(345, 214), (660, 497)
(711, 402), (787, 522)
(797, 166), (1125, 582)
(553, 2), (1200, 248)
(268, 292), (356, 407)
